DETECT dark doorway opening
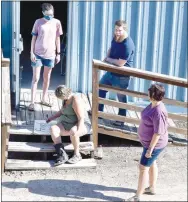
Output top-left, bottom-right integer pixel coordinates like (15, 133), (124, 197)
(20, 1), (68, 90)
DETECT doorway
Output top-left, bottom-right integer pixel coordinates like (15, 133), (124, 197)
(20, 1), (68, 90)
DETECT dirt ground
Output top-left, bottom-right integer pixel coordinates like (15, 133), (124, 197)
(1, 140), (187, 202)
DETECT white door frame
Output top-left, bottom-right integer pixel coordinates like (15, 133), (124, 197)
(12, 1), (21, 107)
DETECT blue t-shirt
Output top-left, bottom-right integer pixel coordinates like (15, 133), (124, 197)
(110, 36), (135, 76)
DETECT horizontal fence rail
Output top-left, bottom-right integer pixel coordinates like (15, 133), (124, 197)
(92, 59), (188, 148)
(93, 60), (188, 88)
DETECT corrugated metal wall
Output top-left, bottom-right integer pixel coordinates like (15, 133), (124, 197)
(1, 1), (12, 58)
(67, 1), (187, 102)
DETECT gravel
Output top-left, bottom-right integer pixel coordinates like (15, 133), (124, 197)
(2, 145), (187, 201)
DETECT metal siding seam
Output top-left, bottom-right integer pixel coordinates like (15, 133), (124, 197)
(174, 2), (185, 100)
(126, 2), (132, 31)
(157, 2), (166, 74)
(88, 2), (95, 93)
(168, 2), (179, 99)
(140, 2), (149, 94)
(80, 2), (89, 93)
(152, 2), (160, 75)
(134, 2), (143, 102)
(66, 2), (72, 89)
(99, 2), (108, 79)
(70, 2), (80, 92)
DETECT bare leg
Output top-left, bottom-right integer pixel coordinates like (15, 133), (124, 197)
(149, 160), (158, 190)
(70, 133), (80, 156)
(70, 125), (88, 156)
(50, 124), (62, 144)
(136, 164), (150, 198)
(31, 66), (41, 104)
(42, 66), (52, 102)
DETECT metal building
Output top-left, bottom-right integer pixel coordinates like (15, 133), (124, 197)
(1, 1), (187, 106)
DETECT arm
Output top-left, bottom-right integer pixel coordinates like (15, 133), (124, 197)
(72, 96), (85, 136)
(145, 133), (161, 158)
(46, 110), (62, 123)
(55, 20), (63, 64)
(105, 41), (132, 67)
(30, 35), (37, 62)
(55, 36), (61, 64)
(103, 46), (126, 66)
(105, 57), (127, 67)
(56, 36), (61, 54)
(146, 111), (167, 158)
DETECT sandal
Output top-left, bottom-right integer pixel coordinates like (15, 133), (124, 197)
(28, 103), (35, 111)
(125, 195), (140, 201)
(144, 187), (156, 195)
(40, 101), (52, 107)
(67, 154), (82, 164)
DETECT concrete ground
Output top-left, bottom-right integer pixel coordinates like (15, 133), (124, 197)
(2, 144), (187, 201)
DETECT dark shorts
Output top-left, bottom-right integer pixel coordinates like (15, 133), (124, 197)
(84, 122), (92, 134)
(140, 147), (164, 167)
(61, 121), (91, 134)
(31, 54), (55, 68)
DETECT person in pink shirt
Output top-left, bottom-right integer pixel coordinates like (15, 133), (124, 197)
(28, 3), (63, 111)
(127, 83), (169, 201)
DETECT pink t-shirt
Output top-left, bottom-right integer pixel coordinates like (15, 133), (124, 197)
(138, 102), (169, 149)
(31, 18), (63, 59)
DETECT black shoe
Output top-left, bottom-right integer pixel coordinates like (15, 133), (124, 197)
(54, 143), (69, 166)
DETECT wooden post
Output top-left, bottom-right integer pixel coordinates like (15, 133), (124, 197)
(1, 57), (11, 172)
(2, 125), (10, 172)
(92, 62), (99, 149)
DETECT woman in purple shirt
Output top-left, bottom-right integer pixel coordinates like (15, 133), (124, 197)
(127, 83), (168, 201)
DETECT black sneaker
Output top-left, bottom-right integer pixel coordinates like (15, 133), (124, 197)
(54, 148), (69, 166)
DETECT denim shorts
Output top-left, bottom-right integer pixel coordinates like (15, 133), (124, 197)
(140, 147), (164, 167)
(84, 122), (92, 134)
(31, 54), (55, 68)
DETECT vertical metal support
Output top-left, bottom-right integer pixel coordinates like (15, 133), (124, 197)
(92, 62), (99, 149)
(12, 1), (21, 108)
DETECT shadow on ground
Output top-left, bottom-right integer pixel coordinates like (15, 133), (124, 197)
(2, 179), (136, 201)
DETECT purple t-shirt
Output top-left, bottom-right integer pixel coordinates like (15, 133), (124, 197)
(31, 18), (63, 59)
(138, 102), (168, 149)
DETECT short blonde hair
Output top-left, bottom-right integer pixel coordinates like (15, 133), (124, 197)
(55, 85), (72, 99)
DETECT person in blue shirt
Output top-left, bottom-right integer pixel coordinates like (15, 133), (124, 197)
(99, 20), (135, 127)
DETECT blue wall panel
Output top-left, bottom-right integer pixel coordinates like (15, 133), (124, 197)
(1, 1), (12, 58)
(67, 1), (187, 102)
